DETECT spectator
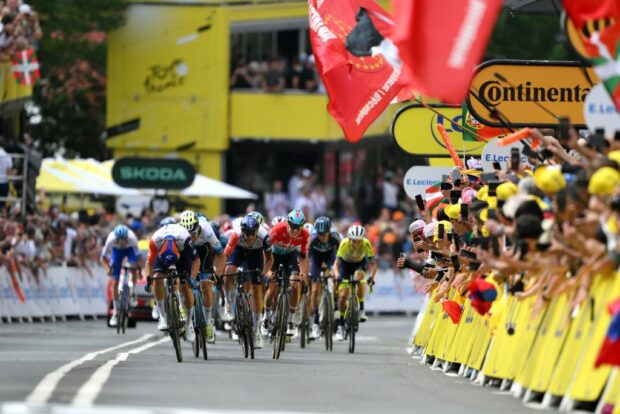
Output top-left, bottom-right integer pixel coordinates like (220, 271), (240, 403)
(260, 57), (285, 93)
(294, 186), (315, 222)
(298, 55), (318, 92)
(288, 167), (304, 209)
(382, 171), (399, 212)
(230, 59), (255, 89)
(14, 4), (42, 48)
(312, 184), (328, 217)
(0, 143), (13, 211)
(264, 180), (288, 221)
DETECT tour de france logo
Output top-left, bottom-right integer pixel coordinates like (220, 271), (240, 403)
(323, 13), (386, 73)
(144, 59), (188, 95)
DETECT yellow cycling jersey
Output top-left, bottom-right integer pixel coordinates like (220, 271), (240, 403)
(336, 238), (375, 263)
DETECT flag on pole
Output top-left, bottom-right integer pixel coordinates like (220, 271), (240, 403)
(11, 48), (41, 86)
(391, 0), (502, 104)
(309, 0), (409, 142)
(563, 0), (620, 110)
(594, 297), (620, 368)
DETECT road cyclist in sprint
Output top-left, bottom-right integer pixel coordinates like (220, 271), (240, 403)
(145, 222), (200, 342)
(100, 224), (141, 328)
(179, 210), (225, 344)
(264, 209), (310, 337)
(307, 216), (341, 340)
(222, 213), (274, 349)
(333, 224), (377, 341)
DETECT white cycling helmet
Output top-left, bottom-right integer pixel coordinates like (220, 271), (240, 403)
(347, 225), (365, 240)
(271, 216), (286, 226)
(303, 222), (314, 234)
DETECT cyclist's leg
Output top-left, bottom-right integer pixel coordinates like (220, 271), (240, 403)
(223, 246), (244, 320)
(178, 252), (195, 325)
(109, 248), (125, 316)
(244, 249), (264, 328)
(264, 253), (282, 314)
(309, 259), (322, 325)
(196, 244), (215, 321)
(126, 247), (140, 297)
(287, 252), (302, 314)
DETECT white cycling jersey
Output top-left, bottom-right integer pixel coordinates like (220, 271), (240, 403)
(150, 224), (191, 252)
(100, 228), (139, 258)
(194, 220), (224, 254)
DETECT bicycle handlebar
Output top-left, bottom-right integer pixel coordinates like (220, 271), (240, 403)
(216, 269), (261, 278)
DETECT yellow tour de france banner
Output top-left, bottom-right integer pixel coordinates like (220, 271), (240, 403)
(391, 105), (487, 158)
(467, 60), (599, 128)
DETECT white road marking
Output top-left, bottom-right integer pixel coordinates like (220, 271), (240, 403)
(25, 334), (153, 404)
(71, 337), (169, 406)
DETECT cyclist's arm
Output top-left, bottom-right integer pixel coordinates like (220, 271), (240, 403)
(299, 252), (309, 275)
(333, 257), (342, 279)
(367, 256), (377, 278)
(145, 240), (157, 277)
(185, 238), (200, 279)
(99, 255), (111, 274)
(262, 236), (273, 276)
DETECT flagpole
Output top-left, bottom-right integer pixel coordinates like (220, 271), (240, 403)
(413, 97), (487, 142)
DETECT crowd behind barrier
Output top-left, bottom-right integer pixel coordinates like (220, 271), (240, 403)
(400, 127), (620, 413)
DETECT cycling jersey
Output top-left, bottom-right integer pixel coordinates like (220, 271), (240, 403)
(336, 237), (375, 263)
(269, 221), (309, 255)
(100, 228), (139, 259)
(309, 232), (340, 281)
(224, 226), (272, 256)
(146, 224), (195, 264)
(193, 220), (224, 254)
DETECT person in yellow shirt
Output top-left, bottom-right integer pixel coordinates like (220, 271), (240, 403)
(333, 224), (377, 341)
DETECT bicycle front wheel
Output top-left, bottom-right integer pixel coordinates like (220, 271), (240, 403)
(167, 291), (183, 363)
(348, 295), (358, 354)
(324, 293), (334, 352)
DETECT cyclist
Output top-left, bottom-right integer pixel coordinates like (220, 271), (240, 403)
(99, 224), (141, 327)
(159, 216), (176, 226)
(249, 211), (270, 232)
(271, 216), (286, 227)
(308, 216), (340, 339)
(145, 222), (200, 342)
(223, 214), (273, 348)
(264, 209), (310, 336)
(333, 224), (377, 341)
(179, 210), (225, 344)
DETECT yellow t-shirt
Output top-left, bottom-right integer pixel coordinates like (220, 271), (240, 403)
(336, 238), (375, 263)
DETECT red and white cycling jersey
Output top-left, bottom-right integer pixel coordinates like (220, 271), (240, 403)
(146, 224), (192, 264)
(268, 221), (309, 255)
(224, 226), (272, 256)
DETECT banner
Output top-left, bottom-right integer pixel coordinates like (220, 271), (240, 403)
(391, 0), (502, 103)
(365, 269), (424, 313)
(309, 0), (408, 142)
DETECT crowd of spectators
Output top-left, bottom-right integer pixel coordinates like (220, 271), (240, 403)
(0, 1), (42, 60)
(230, 54), (323, 93)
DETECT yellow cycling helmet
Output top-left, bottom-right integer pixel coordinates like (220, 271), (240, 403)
(180, 210), (199, 232)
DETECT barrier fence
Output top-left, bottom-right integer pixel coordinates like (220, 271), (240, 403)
(0, 265), (108, 323)
(410, 271), (620, 413)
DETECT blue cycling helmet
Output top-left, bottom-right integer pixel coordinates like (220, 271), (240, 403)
(240, 215), (259, 233)
(113, 224), (129, 240)
(314, 216), (331, 234)
(160, 216), (176, 227)
(159, 236), (180, 267)
(287, 209), (306, 226)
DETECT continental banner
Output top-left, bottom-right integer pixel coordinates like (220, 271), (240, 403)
(391, 104), (486, 157)
(467, 60), (598, 128)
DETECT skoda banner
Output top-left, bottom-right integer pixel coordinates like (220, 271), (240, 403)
(583, 83), (620, 138)
(467, 60), (598, 128)
(403, 166), (453, 199)
(112, 157), (196, 190)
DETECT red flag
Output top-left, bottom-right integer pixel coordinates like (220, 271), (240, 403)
(309, 0), (407, 142)
(11, 48), (41, 86)
(563, 0), (620, 110)
(594, 297), (620, 368)
(391, 0), (502, 104)
(441, 300), (463, 324)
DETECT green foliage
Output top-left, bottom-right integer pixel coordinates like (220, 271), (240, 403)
(486, 9), (576, 61)
(26, 0), (128, 159)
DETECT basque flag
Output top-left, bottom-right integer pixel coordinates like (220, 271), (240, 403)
(563, 0), (620, 110)
(309, 0), (410, 142)
(391, 0), (502, 104)
(594, 297), (620, 368)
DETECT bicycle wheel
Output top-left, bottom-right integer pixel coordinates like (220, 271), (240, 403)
(324, 292), (334, 352)
(348, 295), (358, 354)
(192, 291), (201, 358)
(236, 295), (249, 358)
(194, 291), (208, 360)
(300, 297), (307, 349)
(121, 289), (128, 334)
(167, 291), (183, 363)
(272, 294), (287, 359)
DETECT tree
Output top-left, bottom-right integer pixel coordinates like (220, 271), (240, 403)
(26, 0), (128, 159)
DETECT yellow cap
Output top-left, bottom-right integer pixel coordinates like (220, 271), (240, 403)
(496, 182), (518, 201)
(477, 186), (489, 202)
(608, 150), (620, 166)
(589, 166), (620, 196)
(487, 196), (498, 210)
(476, 208), (488, 223)
(445, 204), (461, 220)
(534, 166), (566, 194)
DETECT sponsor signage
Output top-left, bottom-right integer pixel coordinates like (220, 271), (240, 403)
(480, 139), (532, 172)
(403, 166), (453, 199)
(583, 83), (620, 138)
(112, 157), (196, 190)
(467, 60), (598, 127)
(562, 13), (588, 60)
(391, 105), (486, 157)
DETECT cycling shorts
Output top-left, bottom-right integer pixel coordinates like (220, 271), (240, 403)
(227, 245), (264, 285)
(338, 259), (367, 282)
(110, 247), (138, 279)
(272, 251), (300, 277)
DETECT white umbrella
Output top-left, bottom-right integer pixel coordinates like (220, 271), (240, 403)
(179, 174), (257, 199)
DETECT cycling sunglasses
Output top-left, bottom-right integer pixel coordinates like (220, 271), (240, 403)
(288, 223), (302, 230)
(242, 229), (258, 236)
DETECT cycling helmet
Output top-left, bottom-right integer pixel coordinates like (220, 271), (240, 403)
(179, 210), (199, 232)
(271, 216), (286, 226)
(248, 211), (264, 226)
(347, 224), (365, 240)
(303, 222), (314, 234)
(240, 215), (259, 233)
(113, 224), (129, 240)
(159, 236), (180, 266)
(314, 216), (331, 234)
(160, 216), (176, 227)
(287, 209), (306, 227)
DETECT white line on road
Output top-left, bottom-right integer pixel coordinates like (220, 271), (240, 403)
(25, 334), (154, 404)
(72, 337), (169, 406)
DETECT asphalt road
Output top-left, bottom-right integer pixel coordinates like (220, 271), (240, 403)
(0, 316), (534, 413)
